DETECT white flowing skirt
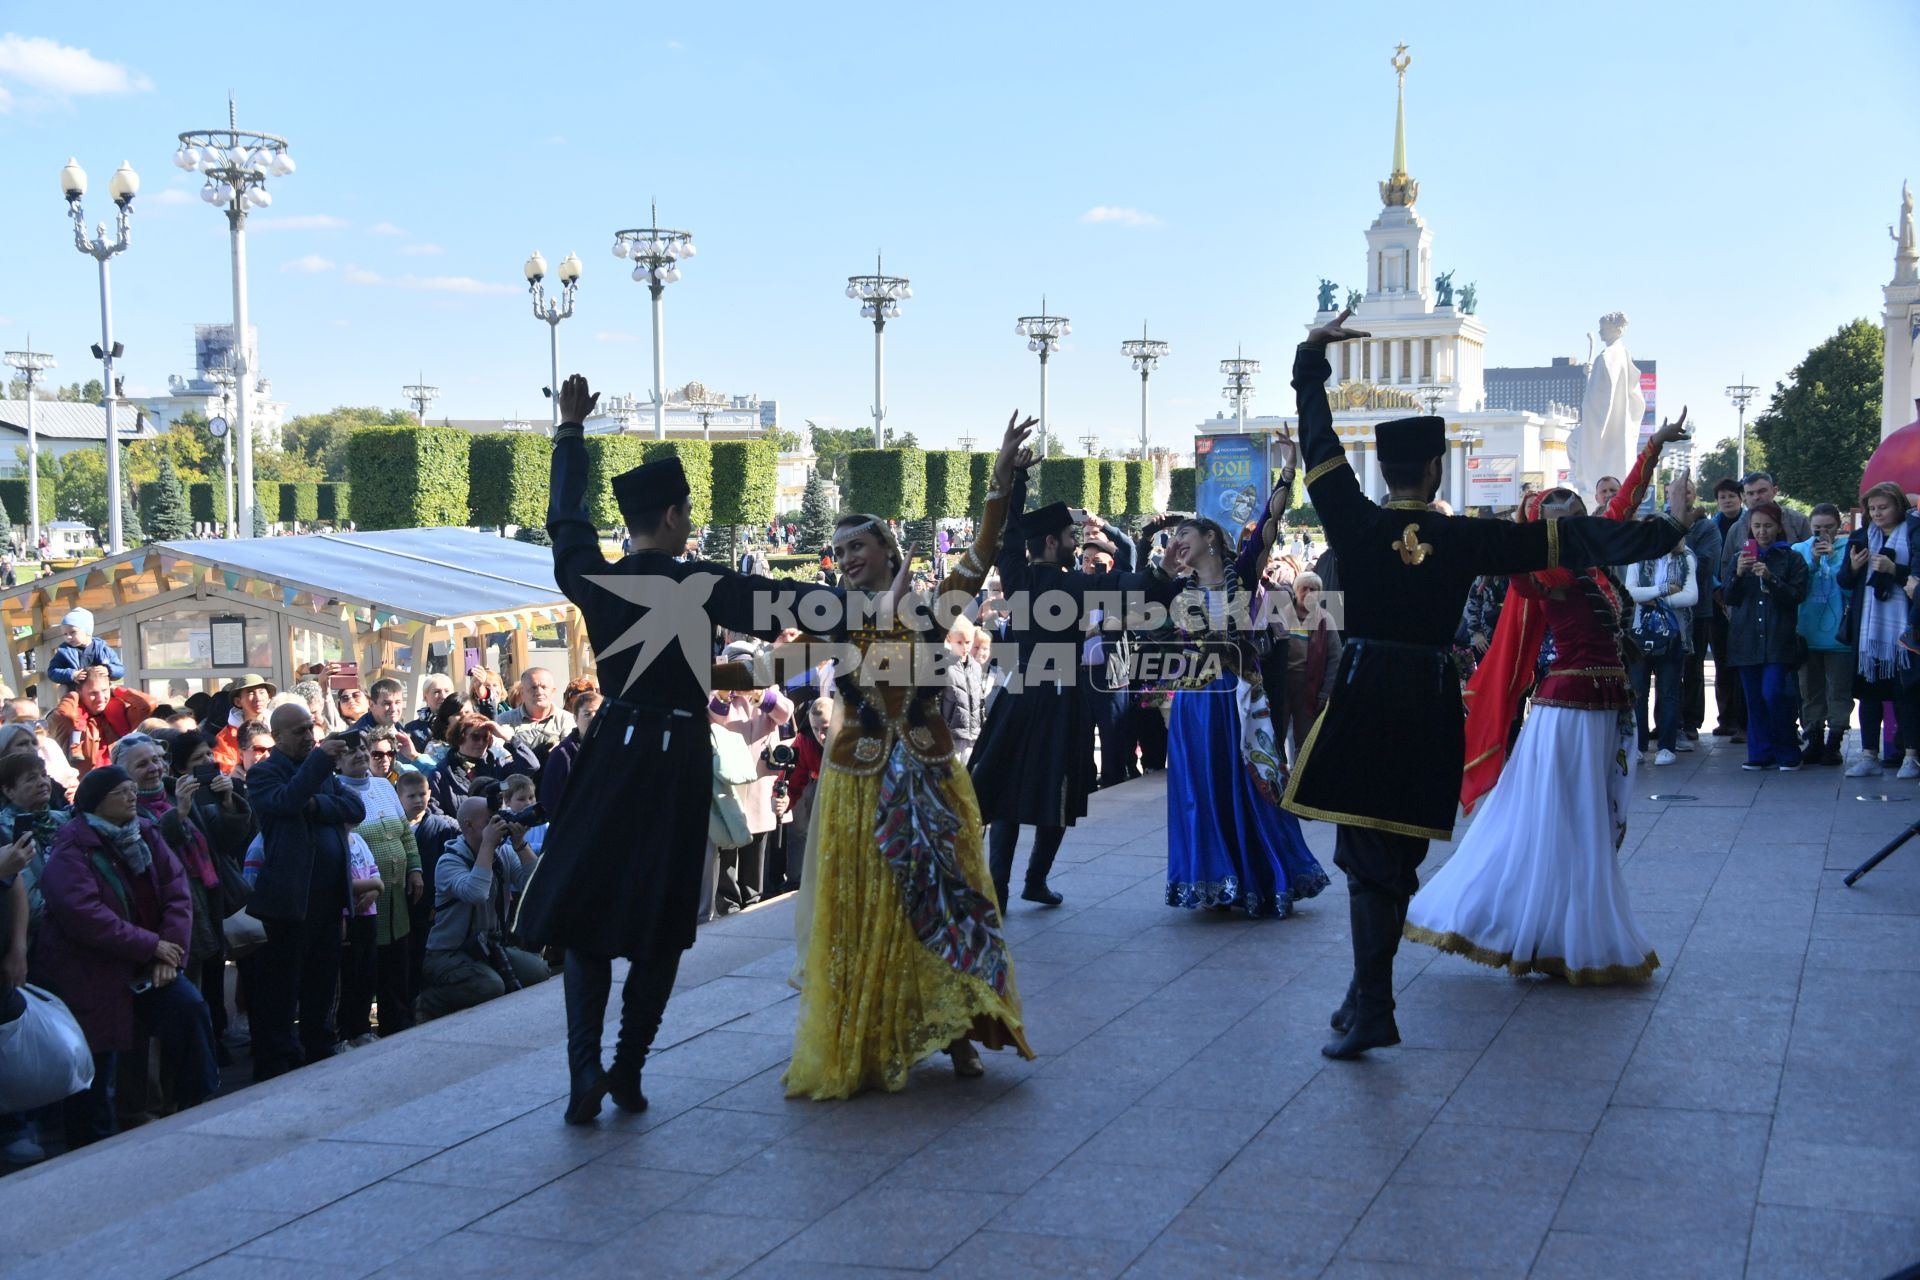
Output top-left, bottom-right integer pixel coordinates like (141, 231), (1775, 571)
(1405, 703), (1658, 984)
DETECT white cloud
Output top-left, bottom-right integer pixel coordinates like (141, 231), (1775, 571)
(0, 34), (152, 109)
(1080, 205), (1160, 228)
(369, 221), (405, 237)
(249, 214), (349, 233)
(343, 266), (516, 295)
(150, 188), (193, 206)
(399, 243), (444, 256)
(282, 254), (335, 274)
(595, 331), (647, 343)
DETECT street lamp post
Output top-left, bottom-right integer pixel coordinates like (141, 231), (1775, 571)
(1016, 298), (1069, 459)
(1120, 323), (1168, 459)
(62, 157), (139, 554)
(684, 384), (729, 442)
(404, 378), (441, 426)
(846, 255), (910, 449)
(1221, 348), (1259, 435)
(205, 365), (237, 537)
(524, 250), (582, 432)
(613, 203), (696, 440)
(177, 98), (296, 540)
(2, 342), (56, 554)
(1726, 376), (1758, 477)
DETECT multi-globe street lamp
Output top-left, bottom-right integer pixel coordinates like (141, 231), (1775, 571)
(613, 203), (696, 440)
(1016, 299), (1069, 459)
(176, 99), (297, 539)
(1120, 323), (1168, 458)
(205, 364), (238, 537)
(523, 249), (581, 432)
(404, 379), (441, 426)
(2, 343), (56, 553)
(62, 156), (139, 554)
(685, 385), (731, 442)
(846, 255), (910, 449)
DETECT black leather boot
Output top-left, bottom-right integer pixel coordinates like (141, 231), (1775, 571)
(1021, 827), (1066, 908)
(607, 954), (680, 1113)
(1330, 979), (1357, 1034)
(1323, 889), (1403, 1060)
(562, 955), (610, 1125)
(1823, 728), (1845, 766)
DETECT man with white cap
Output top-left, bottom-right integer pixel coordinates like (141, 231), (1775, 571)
(47, 608), (124, 691)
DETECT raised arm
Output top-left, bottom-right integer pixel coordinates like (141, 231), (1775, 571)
(1458, 507), (1691, 579)
(1292, 311), (1374, 547)
(547, 380), (608, 604)
(1607, 410), (1690, 521)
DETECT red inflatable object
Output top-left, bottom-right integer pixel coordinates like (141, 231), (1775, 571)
(1861, 410), (1920, 499)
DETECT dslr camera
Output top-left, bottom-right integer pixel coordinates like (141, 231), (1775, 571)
(763, 741), (798, 801)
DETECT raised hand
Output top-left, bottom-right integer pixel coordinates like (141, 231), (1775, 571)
(1305, 307), (1371, 348)
(1650, 407), (1691, 447)
(558, 373), (600, 427)
(993, 410), (1039, 486)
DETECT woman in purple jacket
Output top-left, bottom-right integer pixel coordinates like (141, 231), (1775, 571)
(33, 766), (219, 1147)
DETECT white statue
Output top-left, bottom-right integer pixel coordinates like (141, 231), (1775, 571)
(1573, 311), (1647, 503)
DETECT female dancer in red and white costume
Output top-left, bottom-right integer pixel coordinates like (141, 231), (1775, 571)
(1403, 414), (1693, 984)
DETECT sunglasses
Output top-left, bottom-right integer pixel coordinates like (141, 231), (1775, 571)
(369, 748), (395, 759)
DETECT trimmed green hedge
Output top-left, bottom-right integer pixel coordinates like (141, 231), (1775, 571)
(278, 482), (319, 525)
(1036, 457), (1100, 511)
(469, 433), (552, 530)
(923, 451), (973, 521)
(967, 453), (996, 514)
(845, 448), (926, 519)
(317, 482), (351, 525)
(582, 437), (646, 528)
(1170, 467), (1196, 511)
(347, 426), (472, 530)
(1125, 460), (1155, 515)
(0, 479), (54, 526)
(189, 481), (227, 526)
(640, 440), (713, 527)
(710, 440), (778, 527)
(1100, 460), (1128, 517)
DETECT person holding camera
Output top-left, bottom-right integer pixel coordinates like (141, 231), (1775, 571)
(336, 735), (422, 1041)
(415, 796), (549, 1022)
(706, 681), (794, 916)
(245, 705), (366, 1081)
(1838, 482), (1920, 776)
(1795, 504), (1854, 766)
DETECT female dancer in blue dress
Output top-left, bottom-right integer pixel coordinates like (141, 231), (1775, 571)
(1161, 458), (1330, 918)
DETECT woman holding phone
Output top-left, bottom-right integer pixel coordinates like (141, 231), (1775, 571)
(1837, 483), (1920, 777)
(1726, 503), (1810, 771)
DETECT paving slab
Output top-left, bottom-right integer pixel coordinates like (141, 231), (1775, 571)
(3, 720), (1917, 1278)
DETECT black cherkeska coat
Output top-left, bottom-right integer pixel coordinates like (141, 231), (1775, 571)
(512, 432), (840, 961)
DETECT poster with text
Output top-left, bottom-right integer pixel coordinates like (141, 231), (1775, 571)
(1193, 435), (1267, 532)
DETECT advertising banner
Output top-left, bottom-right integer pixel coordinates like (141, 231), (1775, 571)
(1193, 435), (1268, 531)
(1465, 453), (1520, 508)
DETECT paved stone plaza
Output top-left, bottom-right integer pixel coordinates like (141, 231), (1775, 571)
(2, 737), (1917, 1279)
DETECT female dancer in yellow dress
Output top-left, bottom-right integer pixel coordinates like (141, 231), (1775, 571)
(784, 411), (1037, 1099)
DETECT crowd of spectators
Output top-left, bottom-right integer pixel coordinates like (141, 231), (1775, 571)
(0, 645), (601, 1166)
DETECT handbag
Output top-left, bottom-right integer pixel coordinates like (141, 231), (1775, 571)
(222, 908), (268, 960)
(1631, 599), (1679, 658)
(211, 846), (252, 919)
(708, 724), (757, 850)
(0, 984), (95, 1112)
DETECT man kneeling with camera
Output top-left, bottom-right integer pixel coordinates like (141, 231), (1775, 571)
(414, 793), (550, 1022)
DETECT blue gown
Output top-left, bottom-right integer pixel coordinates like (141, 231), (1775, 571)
(1166, 671), (1330, 918)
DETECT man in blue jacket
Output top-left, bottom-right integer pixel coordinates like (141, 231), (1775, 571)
(246, 702), (365, 1080)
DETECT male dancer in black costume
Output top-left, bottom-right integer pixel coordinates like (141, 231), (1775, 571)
(1282, 312), (1695, 1059)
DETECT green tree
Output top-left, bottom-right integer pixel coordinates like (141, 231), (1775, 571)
(1691, 432), (1766, 494)
(142, 455), (193, 541)
(1750, 318), (1883, 507)
(55, 379), (105, 403)
(121, 489), (145, 546)
(0, 494), (10, 549)
(768, 427), (804, 453)
(795, 470), (836, 553)
(283, 406), (414, 480)
(808, 422), (920, 484)
(54, 449), (108, 529)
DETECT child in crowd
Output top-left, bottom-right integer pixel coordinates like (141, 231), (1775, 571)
(499, 773), (544, 858)
(47, 609), (125, 690)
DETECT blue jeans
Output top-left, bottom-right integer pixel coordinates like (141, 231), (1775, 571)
(63, 975), (220, 1148)
(1631, 648), (1686, 752)
(1738, 664), (1802, 767)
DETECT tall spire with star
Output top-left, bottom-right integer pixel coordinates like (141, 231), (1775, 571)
(1380, 44), (1419, 209)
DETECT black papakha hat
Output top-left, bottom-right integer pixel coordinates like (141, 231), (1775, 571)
(1017, 501), (1074, 538)
(1375, 416), (1447, 465)
(612, 455), (692, 519)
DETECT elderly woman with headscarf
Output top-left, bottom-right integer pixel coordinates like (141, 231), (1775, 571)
(33, 765), (220, 1146)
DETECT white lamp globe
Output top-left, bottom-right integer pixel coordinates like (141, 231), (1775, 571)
(558, 252), (582, 283)
(612, 239), (629, 258)
(524, 251), (548, 282)
(60, 158), (88, 200)
(271, 151), (296, 176)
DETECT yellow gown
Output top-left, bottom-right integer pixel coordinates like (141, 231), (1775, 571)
(783, 487), (1035, 1100)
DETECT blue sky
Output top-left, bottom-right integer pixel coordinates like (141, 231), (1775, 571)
(1, 1), (1914, 457)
